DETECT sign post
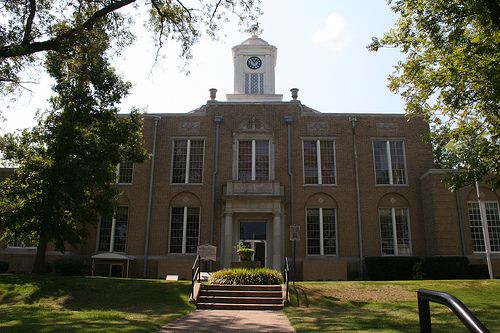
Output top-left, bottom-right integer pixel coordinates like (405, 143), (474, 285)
(197, 244), (217, 273)
(289, 225), (300, 284)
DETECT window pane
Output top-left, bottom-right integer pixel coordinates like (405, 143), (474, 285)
(468, 202), (485, 252)
(373, 141), (389, 184)
(394, 208), (410, 255)
(322, 208), (336, 255)
(170, 207), (184, 253)
(118, 161), (133, 183)
(390, 141), (406, 184)
(255, 140), (269, 180)
(188, 140), (204, 183)
(320, 141), (335, 184)
(485, 202), (500, 251)
(98, 216), (112, 251)
(238, 141), (252, 180)
(185, 208), (200, 254)
(244, 73), (250, 94)
(172, 140), (187, 183)
(306, 208), (320, 255)
(379, 208), (394, 255)
(303, 141), (318, 184)
(113, 207), (128, 252)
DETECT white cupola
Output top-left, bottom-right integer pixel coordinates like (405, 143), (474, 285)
(226, 36), (283, 102)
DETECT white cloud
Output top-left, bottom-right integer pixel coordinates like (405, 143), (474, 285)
(312, 12), (350, 50)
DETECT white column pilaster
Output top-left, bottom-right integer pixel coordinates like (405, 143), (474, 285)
(223, 213), (233, 267)
(272, 212), (282, 270)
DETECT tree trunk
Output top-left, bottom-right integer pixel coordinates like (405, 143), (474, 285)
(32, 233), (48, 273)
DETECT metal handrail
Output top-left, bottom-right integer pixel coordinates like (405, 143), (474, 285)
(417, 289), (491, 333)
(283, 257), (290, 302)
(191, 255), (201, 300)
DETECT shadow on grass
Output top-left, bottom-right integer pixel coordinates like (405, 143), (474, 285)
(0, 274), (195, 333)
(285, 284), (499, 333)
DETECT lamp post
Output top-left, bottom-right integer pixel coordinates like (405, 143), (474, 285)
(475, 180), (493, 279)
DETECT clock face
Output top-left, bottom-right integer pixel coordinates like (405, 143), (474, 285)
(247, 56), (262, 70)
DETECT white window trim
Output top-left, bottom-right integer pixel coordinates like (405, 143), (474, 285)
(236, 139), (271, 181)
(96, 207), (128, 253)
(306, 207), (338, 256)
(168, 206), (201, 255)
(372, 138), (408, 186)
(379, 207), (412, 256)
(301, 138), (337, 186)
(116, 162), (133, 185)
(170, 138), (206, 185)
(468, 201), (500, 253)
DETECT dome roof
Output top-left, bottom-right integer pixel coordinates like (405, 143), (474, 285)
(240, 35), (269, 46)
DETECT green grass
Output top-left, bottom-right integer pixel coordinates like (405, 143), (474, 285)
(285, 280), (500, 333)
(0, 274), (194, 333)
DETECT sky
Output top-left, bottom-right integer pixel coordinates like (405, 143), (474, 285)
(0, 0), (405, 134)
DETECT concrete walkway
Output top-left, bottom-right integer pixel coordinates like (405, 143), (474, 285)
(158, 310), (295, 332)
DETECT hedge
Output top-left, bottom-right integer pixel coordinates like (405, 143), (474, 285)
(0, 261), (9, 273)
(365, 256), (421, 280)
(419, 256), (469, 280)
(209, 267), (283, 285)
(54, 256), (84, 276)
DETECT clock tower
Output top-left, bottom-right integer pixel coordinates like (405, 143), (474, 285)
(226, 36), (283, 102)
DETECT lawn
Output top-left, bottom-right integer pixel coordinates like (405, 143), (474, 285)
(0, 274), (194, 333)
(285, 280), (500, 333)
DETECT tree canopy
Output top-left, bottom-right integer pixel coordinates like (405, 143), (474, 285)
(0, 20), (148, 272)
(369, 0), (500, 190)
(0, 0), (262, 94)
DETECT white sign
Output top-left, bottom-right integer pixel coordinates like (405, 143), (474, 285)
(197, 244), (217, 261)
(290, 225), (300, 241)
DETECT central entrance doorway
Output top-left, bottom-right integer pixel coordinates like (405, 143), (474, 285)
(239, 221), (267, 267)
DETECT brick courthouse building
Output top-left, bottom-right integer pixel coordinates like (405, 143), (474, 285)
(2, 36), (500, 279)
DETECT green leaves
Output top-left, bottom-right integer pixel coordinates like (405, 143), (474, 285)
(372, 0), (500, 189)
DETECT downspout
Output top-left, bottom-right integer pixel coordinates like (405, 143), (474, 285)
(454, 190), (466, 255)
(350, 117), (364, 278)
(143, 116), (160, 277)
(210, 115), (223, 247)
(285, 115), (294, 227)
(284, 115), (294, 276)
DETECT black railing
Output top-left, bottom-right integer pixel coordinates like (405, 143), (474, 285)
(191, 255), (201, 301)
(417, 289), (491, 333)
(283, 257), (290, 302)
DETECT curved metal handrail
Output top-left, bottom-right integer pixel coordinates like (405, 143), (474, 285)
(283, 257), (290, 302)
(417, 288), (491, 333)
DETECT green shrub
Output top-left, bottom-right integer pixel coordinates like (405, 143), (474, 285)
(0, 261), (9, 273)
(209, 267), (284, 285)
(420, 256), (469, 279)
(466, 264), (489, 279)
(365, 256), (421, 280)
(54, 257), (84, 276)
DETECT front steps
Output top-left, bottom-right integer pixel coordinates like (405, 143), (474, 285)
(196, 284), (284, 310)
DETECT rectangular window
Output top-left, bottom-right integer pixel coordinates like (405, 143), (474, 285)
(97, 206), (128, 252)
(373, 140), (407, 185)
(303, 140), (336, 184)
(169, 207), (200, 254)
(117, 161), (133, 184)
(379, 207), (411, 255)
(468, 201), (500, 252)
(172, 139), (204, 184)
(238, 140), (269, 181)
(245, 73), (264, 94)
(306, 208), (336, 255)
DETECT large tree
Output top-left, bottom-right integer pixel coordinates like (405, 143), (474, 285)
(369, 0), (500, 190)
(0, 0), (262, 94)
(0, 18), (148, 272)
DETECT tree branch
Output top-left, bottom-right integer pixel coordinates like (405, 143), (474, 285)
(22, 0), (37, 45)
(211, 0), (223, 23)
(0, 0), (136, 59)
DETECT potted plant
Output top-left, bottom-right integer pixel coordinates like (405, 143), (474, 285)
(236, 241), (254, 261)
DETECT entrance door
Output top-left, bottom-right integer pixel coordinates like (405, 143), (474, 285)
(240, 221), (267, 267)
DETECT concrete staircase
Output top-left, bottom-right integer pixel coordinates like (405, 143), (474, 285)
(196, 284), (284, 310)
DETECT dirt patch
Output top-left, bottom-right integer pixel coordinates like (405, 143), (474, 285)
(305, 284), (415, 303)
